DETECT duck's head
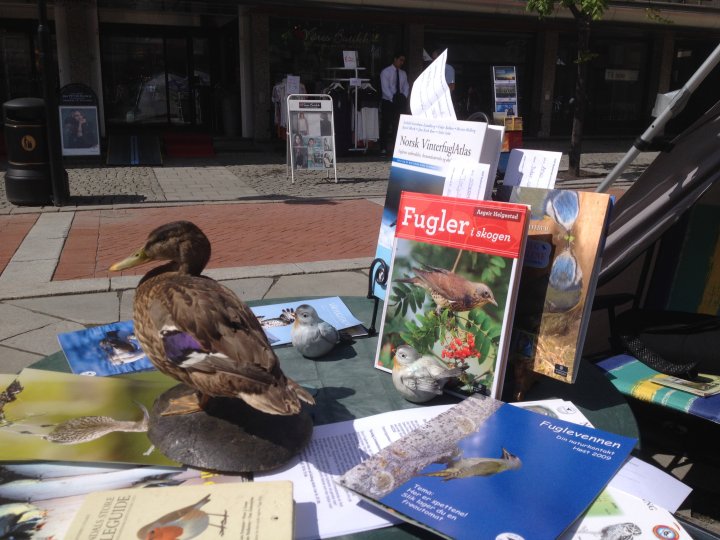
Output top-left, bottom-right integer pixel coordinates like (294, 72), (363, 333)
(109, 220), (211, 276)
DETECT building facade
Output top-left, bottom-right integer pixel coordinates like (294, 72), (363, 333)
(1, 0), (718, 144)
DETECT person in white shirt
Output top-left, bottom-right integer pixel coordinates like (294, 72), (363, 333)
(379, 52), (409, 155)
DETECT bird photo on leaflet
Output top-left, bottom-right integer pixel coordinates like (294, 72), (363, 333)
(291, 304), (350, 359)
(421, 447), (522, 481)
(109, 221), (315, 417)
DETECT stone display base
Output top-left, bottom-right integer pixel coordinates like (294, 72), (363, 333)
(147, 384), (313, 473)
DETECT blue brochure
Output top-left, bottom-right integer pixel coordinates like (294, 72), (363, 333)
(340, 395), (636, 540)
(57, 320), (154, 377)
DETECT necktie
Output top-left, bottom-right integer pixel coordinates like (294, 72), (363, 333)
(396, 67), (400, 94)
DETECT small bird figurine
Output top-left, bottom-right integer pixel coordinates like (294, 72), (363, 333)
(136, 494), (227, 540)
(391, 344), (468, 403)
(109, 221), (314, 416)
(291, 304), (344, 358)
(422, 447), (521, 480)
(396, 264), (497, 314)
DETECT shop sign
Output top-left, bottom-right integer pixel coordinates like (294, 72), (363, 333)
(605, 69), (639, 82)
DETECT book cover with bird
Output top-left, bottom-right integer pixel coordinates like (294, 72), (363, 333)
(63, 481), (294, 539)
(375, 191), (530, 399)
(494, 186), (612, 385)
(338, 394), (636, 540)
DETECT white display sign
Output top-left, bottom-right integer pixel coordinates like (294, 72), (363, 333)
(286, 94), (337, 184)
(342, 50), (358, 69)
(285, 74), (301, 95)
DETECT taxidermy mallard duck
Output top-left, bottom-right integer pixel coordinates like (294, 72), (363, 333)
(109, 221), (315, 416)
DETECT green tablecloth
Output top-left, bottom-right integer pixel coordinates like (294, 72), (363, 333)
(35, 296), (638, 439)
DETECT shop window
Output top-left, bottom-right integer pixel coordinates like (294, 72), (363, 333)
(552, 33), (652, 136)
(101, 34), (212, 127)
(268, 18), (395, 94)
(0, 30), (38, 105)
(424, 29), (534, 125)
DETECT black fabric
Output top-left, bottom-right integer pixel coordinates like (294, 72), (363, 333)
(392, 92), (407, 111)
(616, 309), (720, 378)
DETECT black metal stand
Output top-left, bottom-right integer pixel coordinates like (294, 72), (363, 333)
(366, 258), (388, 336)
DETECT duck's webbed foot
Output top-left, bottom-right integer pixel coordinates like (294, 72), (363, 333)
(160, 390), (208, 416)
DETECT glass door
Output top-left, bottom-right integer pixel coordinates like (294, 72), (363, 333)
(102, 36), (167, 124)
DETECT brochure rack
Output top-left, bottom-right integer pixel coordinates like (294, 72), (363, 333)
(286, 94), (337, 184)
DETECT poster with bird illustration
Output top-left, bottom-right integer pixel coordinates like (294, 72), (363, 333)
(375, 191), (530, 399)
(494, 186), (612, 385)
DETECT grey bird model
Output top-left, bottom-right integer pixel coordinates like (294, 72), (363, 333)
(291, 304), (343, 358)
(392, 344), (468, 403)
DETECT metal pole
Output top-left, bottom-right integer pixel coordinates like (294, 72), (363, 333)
(596, 42), (720, 193)
(37, 0), (68, 206)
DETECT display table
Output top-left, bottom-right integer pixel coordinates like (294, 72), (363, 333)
(34, 296), (639, 439)
(31, 296), (640, 539)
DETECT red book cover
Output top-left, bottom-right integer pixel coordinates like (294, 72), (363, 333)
(375, 191), (530, 399)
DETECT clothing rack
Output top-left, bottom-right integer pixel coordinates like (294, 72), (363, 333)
(325, 66), (371, 153)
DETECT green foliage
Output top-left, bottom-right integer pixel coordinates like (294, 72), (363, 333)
(526, 0), (608, 21)
(645, 8), (674, 24)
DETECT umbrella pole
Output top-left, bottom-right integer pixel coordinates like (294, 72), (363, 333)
(597, 42), (720, 193)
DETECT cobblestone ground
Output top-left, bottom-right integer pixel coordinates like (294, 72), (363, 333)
(0, 145), (658, 213)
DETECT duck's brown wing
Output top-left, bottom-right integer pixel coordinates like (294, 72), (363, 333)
(137, 274), (312, 414)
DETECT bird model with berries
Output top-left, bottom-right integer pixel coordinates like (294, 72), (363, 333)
(396, 264), (497, 314)
(109, 221), (315, 417)
(291, 304), (346, 358)
(392, 344), (468, 403)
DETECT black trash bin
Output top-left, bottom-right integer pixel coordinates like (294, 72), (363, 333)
(3, 97), (53, 205)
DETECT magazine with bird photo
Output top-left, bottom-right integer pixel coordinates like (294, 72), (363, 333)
(338, 394), (637, 540)
(494, 186), (612, 384)
(374, 191), (530, 399)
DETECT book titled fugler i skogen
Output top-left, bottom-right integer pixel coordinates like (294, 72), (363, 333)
(338, 395), (636, 540)
(374, 191), (530, 399)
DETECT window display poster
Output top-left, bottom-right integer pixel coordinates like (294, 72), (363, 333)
(59, 105), (101, 156)
(492, 65), (518, 116)
(286, 74), (301, 95)
(343, 50), (358, 69)
(288, 97), (335, 172)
